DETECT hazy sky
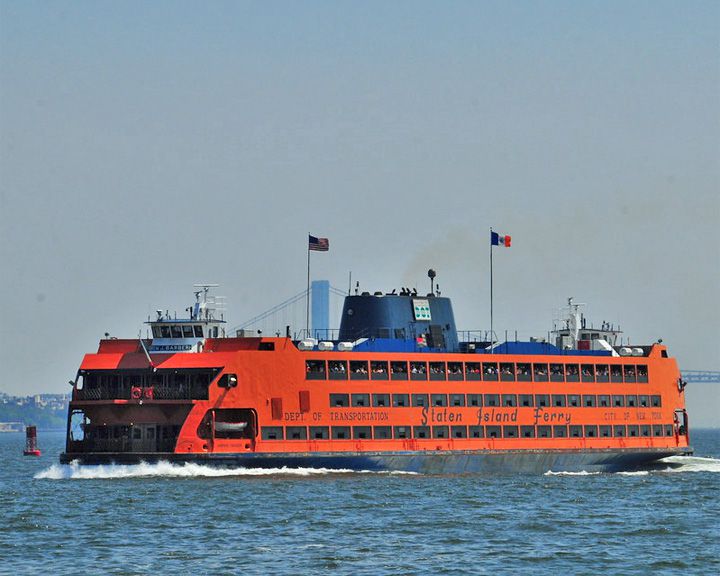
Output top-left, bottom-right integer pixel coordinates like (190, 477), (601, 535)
(1, 2), (718, 424)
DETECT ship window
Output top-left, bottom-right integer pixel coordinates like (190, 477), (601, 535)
(469, 425), (484, 438)
(433, 426), (448, 439)
(568, 395), (580, 407)
(624, 365), (637, 382)
(486, 426), (501, 439)
(467, 394), (482, 407)
(627, 425), (639, 437)
(450, 394), (465, 407)
(391, 361), (408, 380)
(584, 425), (598, 438)
(550, 364), (564, 381)
(637, 365), (648, 382)
(613, 395), (625, 407)
(394, 328), (406, 339)
(553, 425), (567, 438)
(552, 395), (566, 407)
(521, 426), (535, 438)
(353, 426), (372, 440)
(596, 364), (609, 381)
(535, 425), (549, 438)
(651, 395), (661, 407)
(412, 394), (429, 407)
(665, 424), (673, 436)
(329, 361), (347, 379)
(598, 395), (610, 407)
(351, 394), (370, 407)
(653, 425), (664, 436)
(624, 395), (636, 407)
(517, 363), (531, 381)
(132, 427), (142, 440)
(429, 362), (446, 380)
(448, 362), (464, 379)
(305, 360), (326, 380)
(583, 395), (596, 407)
(286, 426), (307, 440)
(533, 363), (548, 381)
(503, 426), (518, 438)
(484, 394), (500, 407)
(613, 425), (626, 437)
(152, 326), (162, 338)
(499, 363), (515, 381)
(310, 426), (329, 440)
(466, 362), (481, 380)
(160, 326), (171, 338)
(374, 426), (392, 439)
(600, 425), (612, 437)
(570, 425), (583, 438)
(661, 350), (668, 358)
(452, 425), (467, 439)
(194, 325), (204, 337)
(171, 325), (183, 338)
(410, 362), (427, 380)
(330, 393), (349, 407)
(535, 395), (549, 407)
(639, 395), (649, 407)
(261, 427), (283, 440)
(482, 362), (498, 381)
(182, 325), (194, 338)
(394, 426), (410, 439)
(519, 394), (533, 407)
(350, 361), (368, 379)
(332, 426), (350, 440)
(640, 425), (651, 437)
(393, 394), (410, 407)
(372, 394), (390, 407)
(371, 361), (388, 380)
(611, 365), (623, 382)
(581, 364), (595, 382)
(502, 394), (517, 407)
(431, 394), (447, 407)
(413, 426), (430, 439)
(565, 364), (579, 382)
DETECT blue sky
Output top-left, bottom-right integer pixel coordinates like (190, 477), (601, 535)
(1, 1), (718, 423)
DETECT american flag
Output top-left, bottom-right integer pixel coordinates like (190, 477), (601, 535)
(308, 235), (329, 252)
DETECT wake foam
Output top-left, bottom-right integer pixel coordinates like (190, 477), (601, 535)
(34, 461), (416, 480)
(544, 470), (600, 476)
(658, 455), (720, 473)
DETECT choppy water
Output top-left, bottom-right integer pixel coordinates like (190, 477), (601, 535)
(1, 430), (718, 575)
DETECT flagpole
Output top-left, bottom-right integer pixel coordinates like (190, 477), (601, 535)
(490, 227), (494, 354)
(306, 235), (311, 338)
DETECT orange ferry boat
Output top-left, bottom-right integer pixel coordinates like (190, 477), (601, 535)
(61, 282), (692, 472)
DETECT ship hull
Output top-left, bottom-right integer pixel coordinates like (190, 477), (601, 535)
(59, 446), (692, 474)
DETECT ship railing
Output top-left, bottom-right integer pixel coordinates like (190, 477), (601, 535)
(74, 383), (208, 401)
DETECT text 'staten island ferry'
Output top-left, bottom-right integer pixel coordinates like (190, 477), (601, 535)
(61, 278), (692, 473)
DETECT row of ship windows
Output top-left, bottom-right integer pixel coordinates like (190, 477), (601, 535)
(328, 393), (662, 409)
(262, 424), (676, 441)
(306, 360), (648, 383)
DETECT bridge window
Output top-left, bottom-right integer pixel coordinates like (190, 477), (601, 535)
(583, 395), (596, 407)
(160, 326), (171, 338)
(393, 394), (409, 407)
(152, 326), (162, 338)
(374, 426), (392, 439)
(332, 426), (350, 440)
(310, 426), (329, 440)
(182, 325), (194, 338)
(171, 325), (182, 338)
(194, 326), (203, 337)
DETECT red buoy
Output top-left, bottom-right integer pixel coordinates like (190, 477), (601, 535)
(23, 425), (41, 456)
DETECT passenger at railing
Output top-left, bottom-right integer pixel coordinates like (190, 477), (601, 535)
(582, 366), (593, 377)
(501, 365), (513, 376)
(597, 366), (609, 377)
(517, 365), (530, 376)
(566, 365), (578, 376)
(637, 366), (647, 377)
(534, 365), (547, 376)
